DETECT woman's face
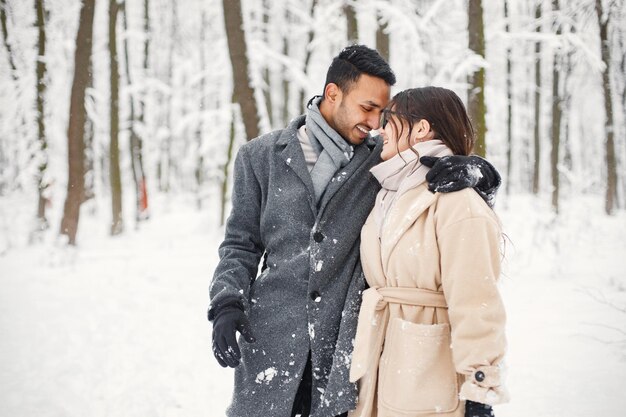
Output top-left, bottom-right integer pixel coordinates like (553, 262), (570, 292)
(379, 114), (411, 161)
(379, 113), (434, 161)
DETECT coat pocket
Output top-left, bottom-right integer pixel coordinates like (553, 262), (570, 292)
(379, 318), (459, 414)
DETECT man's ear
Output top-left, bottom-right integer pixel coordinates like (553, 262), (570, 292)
(324, 83), (341, 104)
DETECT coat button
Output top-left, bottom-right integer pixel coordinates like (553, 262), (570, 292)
(310, 291), (321, 301)
(475, 370), (485, 382)
(313, 231), (324, 242)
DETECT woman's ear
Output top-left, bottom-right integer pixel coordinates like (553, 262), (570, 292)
(412, 119), (432, 143)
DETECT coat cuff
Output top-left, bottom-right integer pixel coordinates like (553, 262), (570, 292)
(459, 365), (509, 405)
(207, 295), (245, 321)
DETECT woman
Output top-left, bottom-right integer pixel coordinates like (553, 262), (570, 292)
(348, 87), (509, 417)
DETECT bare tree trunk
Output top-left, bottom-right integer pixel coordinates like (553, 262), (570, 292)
(618, 18), (626, 206)
(121, 1), (138, 216)
(561, 26), (576, 179)
(60, 0), (96, 245)
(0, 0), (14, 195)
(298, 0), (318, 115)
(3, 0), (28, 197)
(504, 0), (513, 195)
(282, 24), (290, 124)
(196, 10), (207, 209)
(550, 0), (562, 214)
(345, 1), (358, 43)
(35, 0), (48, 230)
(109, 0), (123, 235)
(595, 0), (618, 214)
(376, 12), (389, 62)
(0, 0), (17, 80)
(468, 0), (487, 156)
(221, 100), (237, 226)
(137, 0), (150, 216)
(562, 66), (573, 176)
(122, 1), (147, 225)
(223, 0), (260, 140)
(262, 0), (273, 127)
(532, 2), (542, 195)
(83, 61), (95, 203)
(159, 2), (176, 192)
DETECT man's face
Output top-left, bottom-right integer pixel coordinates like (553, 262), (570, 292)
(326, 74), (390, 146)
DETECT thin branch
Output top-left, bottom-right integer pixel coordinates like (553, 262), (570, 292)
(580, 322), (626, 337)
(577, 287), (626, 315)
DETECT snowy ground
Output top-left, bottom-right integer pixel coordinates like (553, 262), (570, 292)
(1, 192), (625, 417)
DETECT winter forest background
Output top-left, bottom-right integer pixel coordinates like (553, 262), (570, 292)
(1, 0), (625, 416)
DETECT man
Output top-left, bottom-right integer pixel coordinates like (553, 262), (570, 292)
(208, 45), (500, 417)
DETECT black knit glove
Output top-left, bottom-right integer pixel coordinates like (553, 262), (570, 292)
(210, 305), (256, 368)
(464, 400), (494, 417)
(420, 155), (501, 208)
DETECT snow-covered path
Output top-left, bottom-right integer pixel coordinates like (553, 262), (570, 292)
(0, 199), (232, 416)
(1, 196), (625, 416)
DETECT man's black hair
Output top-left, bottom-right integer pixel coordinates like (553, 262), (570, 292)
(323, 44), (396, 93)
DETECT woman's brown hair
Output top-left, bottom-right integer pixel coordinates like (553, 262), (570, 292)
(383, 86), (475, 156)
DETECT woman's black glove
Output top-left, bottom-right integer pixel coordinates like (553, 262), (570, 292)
(210, 304), (256, 368)
(420, 155), (501, 208)
(464, 400), (494, 417)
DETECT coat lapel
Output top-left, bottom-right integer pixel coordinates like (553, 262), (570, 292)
(380, 183), (439, 270)
(318, 141), (378, 215)
(276, 116), (317, 215)
(360, 213), (387, 288)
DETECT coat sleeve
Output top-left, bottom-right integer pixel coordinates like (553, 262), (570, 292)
(208, 144), (264, 319)
(437, 213), (509, 406)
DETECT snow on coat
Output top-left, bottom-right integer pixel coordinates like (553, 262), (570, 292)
(209, 115), (384, 417)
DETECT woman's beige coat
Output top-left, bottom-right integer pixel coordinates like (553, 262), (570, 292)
(349, 183), (508, 417)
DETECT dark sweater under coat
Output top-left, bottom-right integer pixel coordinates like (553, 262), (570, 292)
(209, 115), (383, 416)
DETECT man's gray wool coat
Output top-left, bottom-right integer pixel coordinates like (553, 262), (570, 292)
(209, 115), (383, 417)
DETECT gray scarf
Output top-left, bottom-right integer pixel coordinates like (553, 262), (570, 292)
(306, 97), (354, 202)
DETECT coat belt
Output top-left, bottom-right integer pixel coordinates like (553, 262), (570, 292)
(349, 286), (447, 383)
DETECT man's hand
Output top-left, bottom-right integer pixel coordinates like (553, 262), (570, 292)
(464, 400), (494, 417)
(211, 306), (256, 368)
(420, 155), (501, 207)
